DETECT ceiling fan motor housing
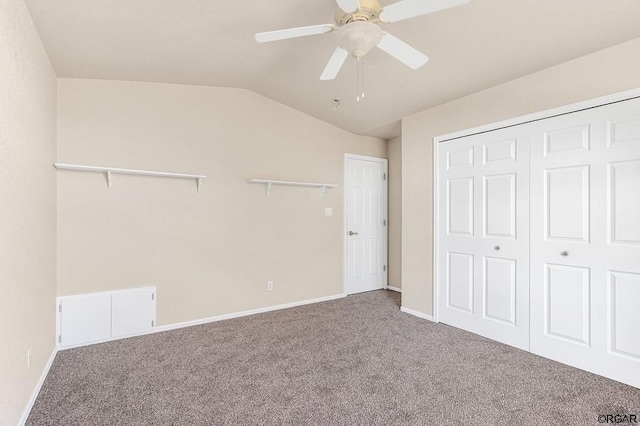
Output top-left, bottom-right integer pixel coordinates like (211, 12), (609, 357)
(335, 0), (382, 25)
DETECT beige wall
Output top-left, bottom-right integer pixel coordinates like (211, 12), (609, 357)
(0, 0), (57, 423)
(57, 79), (386, 326)
(387, 137), (402, 290)
(401, 37), (640, 316)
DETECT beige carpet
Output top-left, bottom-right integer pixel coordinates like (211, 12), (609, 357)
(27, 290), (640, 425)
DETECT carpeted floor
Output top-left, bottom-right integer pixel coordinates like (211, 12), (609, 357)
(28, 290), (640, 425)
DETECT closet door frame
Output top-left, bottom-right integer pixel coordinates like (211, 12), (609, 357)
(433, 87), (640, 324)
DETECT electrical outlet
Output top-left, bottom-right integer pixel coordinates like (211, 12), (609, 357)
(267, 281), (273, 291)
(325, 207), (333, 217)
(27, 349), (32, 369)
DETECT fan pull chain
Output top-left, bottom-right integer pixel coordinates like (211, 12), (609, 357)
(361, 56), (366, 100)
(356, 56), (361, 102)
(356, 55), (366, 102)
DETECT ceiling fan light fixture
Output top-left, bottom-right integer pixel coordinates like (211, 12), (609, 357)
(335, 21), (383, 59)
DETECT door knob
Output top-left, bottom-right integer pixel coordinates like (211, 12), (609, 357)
(561, 251), (569, 256)
(349, 231), (359, 236)
(494, 246), (500, 251)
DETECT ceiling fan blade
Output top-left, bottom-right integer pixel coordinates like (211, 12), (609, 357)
(379, 0), (469, 23)
(255, 24), (336, 43)
(335, 0), (361, 13)
(320, 47), (349, 80)
(376, 33), (429, 70)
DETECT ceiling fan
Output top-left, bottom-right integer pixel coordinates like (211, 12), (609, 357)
(255, 0), (469, 82)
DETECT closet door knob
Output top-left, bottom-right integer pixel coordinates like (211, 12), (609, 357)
(561, 251), (569, 257)
(494, 246), (500, 251)
(349, 231), (359, 236)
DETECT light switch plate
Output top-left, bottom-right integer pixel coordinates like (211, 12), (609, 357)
(325, 208), (333, 216)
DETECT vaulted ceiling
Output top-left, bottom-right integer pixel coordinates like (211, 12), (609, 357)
(25, 0), (640, 139)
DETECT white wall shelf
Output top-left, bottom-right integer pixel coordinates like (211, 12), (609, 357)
(247, 178), (337, 197)
(54, 163), (206, 192)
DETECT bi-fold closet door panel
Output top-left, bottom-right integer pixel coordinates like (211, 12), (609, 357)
(437, 126), (530, 351)
(530, 97), (640, 388)
(437, 95), (640, 388)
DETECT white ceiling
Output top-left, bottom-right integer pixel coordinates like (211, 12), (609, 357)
(25, 0), (640, 139)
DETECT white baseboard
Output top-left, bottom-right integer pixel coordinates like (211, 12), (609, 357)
(19, 347), (58, 426)
(155, 293), (346, 333)
(401, 306), (436, 322)
(387, 286), (402, 293)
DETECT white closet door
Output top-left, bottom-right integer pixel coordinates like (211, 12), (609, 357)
(530, 97), (640, 388)
(530, 106), (603, 372)
(438, 125), (530, 350)
(604, 100), (640, 388)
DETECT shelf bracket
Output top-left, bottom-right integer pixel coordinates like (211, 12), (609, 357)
(197, 178), (202, 193)
(266, 181), (272, 195)
(107, 170), (112, 188)
(320, 185), (327, 198)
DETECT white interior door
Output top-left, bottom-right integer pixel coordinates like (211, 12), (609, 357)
(530, 97), (640, 388)
(345, 155), (387, 295)
(437, 126), (530, 350)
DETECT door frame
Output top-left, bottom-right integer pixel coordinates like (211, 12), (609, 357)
(433, 87), (640, 323)
(344, 154), (389, 295)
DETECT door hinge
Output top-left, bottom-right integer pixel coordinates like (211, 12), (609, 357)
(58, 335), (61, 344)
(151, 293), (155, 301)
(151, 320), (155, 327)
(383, 265), (386, 272)
(383, 173), (387, 180)
(58, 304), (62, 313)
(383, 219), (386, 226)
